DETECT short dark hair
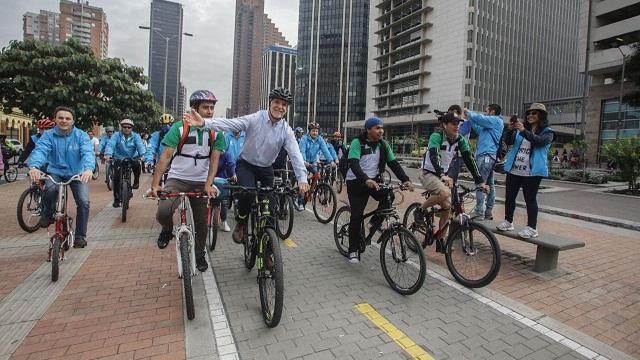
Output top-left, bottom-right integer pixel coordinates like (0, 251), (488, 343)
(487, 104), (501, 115)
(53, 106), (75, 119)
(447, 104), (462, 115)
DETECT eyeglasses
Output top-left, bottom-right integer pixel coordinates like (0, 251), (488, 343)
(121, 126), (132, 129)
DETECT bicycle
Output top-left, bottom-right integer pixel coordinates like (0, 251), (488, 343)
(43, 173), (80, 282)
(402, 183), (501, 288)
(206, 177), (232, 252)
(2, 161), (20, 183)
(17, 179), (44, 232)
(147, 190), (206, 320)
(335, 170), (344, 194)
(115, 159), (135, 222)
(104, 158), (114, 191)
(333, 183), (426, 295)
(273, 169), (295, 240)
(92, 158), (100, 180)
(226, 182), (284, 327)
(306, 163), (337, 224)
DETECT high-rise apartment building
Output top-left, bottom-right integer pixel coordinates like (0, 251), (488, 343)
(295, 0), (370, 135)
(148, 0), (184, 116)
(59, 0), (109, 58)
(23, 1), (108, 59)
(260, 45), (297, 120)
(364, 0), (584, 143)
(263, 15), (290, 48)
(177, 82), (187, 118)
(579, 0), (640, 163)
(23, 10), (60, 44)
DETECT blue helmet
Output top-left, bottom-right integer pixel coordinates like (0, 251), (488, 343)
(294, 127), (303, 134)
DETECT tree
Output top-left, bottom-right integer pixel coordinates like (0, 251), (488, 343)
(0, 39), (161, 130)
(602, 137), (640, 195)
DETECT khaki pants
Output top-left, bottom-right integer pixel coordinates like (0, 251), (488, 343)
(156, 178), (207, 259)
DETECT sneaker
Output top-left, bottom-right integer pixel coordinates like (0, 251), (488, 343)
(157, 230), (173, 249)
(221, 221), (231, 232)
(232, 222), (246, 244)
(196, 256), (208, 272)
(348, 252), (359, 264)
(496, 220), (514, 231)
(295, 203), (304, 211)
(518, 226), (539, 239)
(132, 179), (140, 189)
(38, 216), (53, 229)
(112, 201), (121, 208)
(73, 238), (87, 248)
(469, 210), (485, 220)
(484, 212), (494, 221)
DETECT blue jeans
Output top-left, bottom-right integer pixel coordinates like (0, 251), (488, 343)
(42, 175), (90, 239)
(474, 154), (495, 215)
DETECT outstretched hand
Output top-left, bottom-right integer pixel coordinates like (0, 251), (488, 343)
(184, 109), (205, 127)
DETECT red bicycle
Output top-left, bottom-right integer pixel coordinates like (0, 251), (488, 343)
(44, 174), (81, 282)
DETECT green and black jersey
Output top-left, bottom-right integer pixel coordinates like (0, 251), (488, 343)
(346, 134), (410, 183)
(423, 132), (483, 184)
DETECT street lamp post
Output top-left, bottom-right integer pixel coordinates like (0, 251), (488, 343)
(139, 26), (193, 114)
(615, 44), (628, 141)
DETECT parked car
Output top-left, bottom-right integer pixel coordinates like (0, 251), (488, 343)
(5, 139), (23, 154)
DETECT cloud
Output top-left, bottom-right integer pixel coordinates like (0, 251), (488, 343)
(0, 0), (299, 117)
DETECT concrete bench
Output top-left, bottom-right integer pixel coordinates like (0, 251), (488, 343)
(476, 220), (585, 273)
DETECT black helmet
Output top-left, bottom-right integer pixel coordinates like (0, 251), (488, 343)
(439, 112), (462, 123)
(190, 90), (217, 108)
(269, 87), (293, 104)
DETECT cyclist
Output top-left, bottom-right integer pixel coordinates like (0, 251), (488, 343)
(27, 106), (95, 248)
(18, 119), (56, 164)
(184, 87), (309, 244)
(144, 114), (174, 167)
(104, 119), (146, 207)
(224, 130), (245, 162)
(345, 117), (414, 263)
(297, 123), (336, 210)
(294, 127), (304, 142)
(330, 131), (347, 161)
(417, 112), (488, 249)
(88, 130), (100, 154)
(151, 90), (226, 272)
(216, 149), (237, 232)
(97, 126), (115, 157)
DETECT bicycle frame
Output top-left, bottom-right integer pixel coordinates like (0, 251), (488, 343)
(251, 190), (272, 271)
(175, 194), (197, 279)
(46, 175), (80, 262)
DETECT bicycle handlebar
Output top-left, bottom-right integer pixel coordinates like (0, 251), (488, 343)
(42, 174), (82, 186)
(144, 190), (208, 200)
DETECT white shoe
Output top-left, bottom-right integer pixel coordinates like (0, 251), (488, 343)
(295, 203), (304, 211)
(496, 220), (514, 231)
(221, 221), (231, 232)
(348, 252), (359, 264)
(518, 226), (539, 239)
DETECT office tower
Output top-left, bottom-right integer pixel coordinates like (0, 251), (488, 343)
(260, 45), (297, 120)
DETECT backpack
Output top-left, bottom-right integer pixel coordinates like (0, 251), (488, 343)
(172, 122), (216, 165)
(339, 135), (388, 179)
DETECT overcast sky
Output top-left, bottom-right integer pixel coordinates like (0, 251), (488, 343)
(0, 0), (299, 116)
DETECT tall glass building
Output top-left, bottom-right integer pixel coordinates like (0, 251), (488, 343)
(295, 0), (370, 135)
(148, 0), (184, 116)
(260, 45), (297, 120)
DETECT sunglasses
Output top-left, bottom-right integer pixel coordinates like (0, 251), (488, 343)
(121, 126), (132, 129)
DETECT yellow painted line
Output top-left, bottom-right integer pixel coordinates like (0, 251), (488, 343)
(283, 238), (297, 248)
(355, 303), (435, 360)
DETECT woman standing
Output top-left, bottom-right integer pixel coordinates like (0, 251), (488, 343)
(496, 103), (554, 239)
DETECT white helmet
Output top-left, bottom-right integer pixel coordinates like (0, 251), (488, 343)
(120, 119), (134, 127)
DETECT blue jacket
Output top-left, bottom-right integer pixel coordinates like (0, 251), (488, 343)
(319, 138), (337, 162)
(466, 111), (504, 158)
(504, 127), (554, 177)
(105, 131), (146, 160)
(144, 130), (167, 163)
(216, 151), (236, 179)
(28, 126), (95, 178)
(299, 134), (335, 163)
(97, 134), (112, 154)
(224, 132), (245, 162)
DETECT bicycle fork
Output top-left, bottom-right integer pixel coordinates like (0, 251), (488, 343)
(176, 199), (197, 279)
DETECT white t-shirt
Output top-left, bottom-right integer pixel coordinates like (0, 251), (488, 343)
(90, 137), (100, 152)
(510, 138), (531, 176)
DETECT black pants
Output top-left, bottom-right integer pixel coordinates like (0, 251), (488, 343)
(504, 173), (542, 229)
(236, 159), (275, 224)
(112, 159), (141, 201)
(346, 179), (394, 254)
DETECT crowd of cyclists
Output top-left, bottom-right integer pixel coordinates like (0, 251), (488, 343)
(15, 86), (555, 295)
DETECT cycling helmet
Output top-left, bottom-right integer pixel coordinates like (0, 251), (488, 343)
(36, 118), (55, 129)
(269, 87), (293, 104)
(120, 119), (134, 127)
(439, 112), (460, 124)
(189, 90), (217, 108)
(308, 122), (320, 131)
(105, 126), (115, 132)
(333, 131), (342, 139)
(294, 127), (304, 134)
(160, 113), (174, 124)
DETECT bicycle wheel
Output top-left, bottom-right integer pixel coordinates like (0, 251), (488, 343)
(179, 233), (195, 320)
(4, 166), (18, 183)
(312, 183), (337, 224)
(92, 161), (99, 180)
(207, 205), (219, 251)
(243, 215), (257, 270)
(121, 181), (129, 222)
(17, 186), (42, 233)
(51, 236), (61, 282)
(333, 206), (351, 257)
(258, 228), (284, 328)
(336, 172), (343, 194)
(105, 163), (113, 191)
(402, 202), (427, 252)
(445, 221), (501, 288)
(379, 227), (426, 295)
(275, 194), (294, 240)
